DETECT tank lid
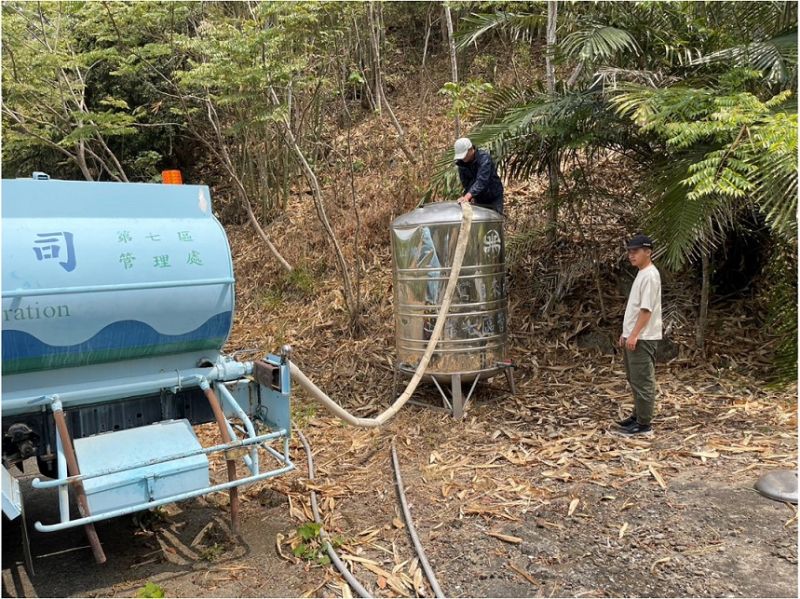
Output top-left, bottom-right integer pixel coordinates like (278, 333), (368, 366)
(392, 201), (502, 228)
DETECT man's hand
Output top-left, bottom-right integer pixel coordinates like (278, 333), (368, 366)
(618, 335), (625, 348)
(626, 334), (638, 350)
(457, 194), (473, 204)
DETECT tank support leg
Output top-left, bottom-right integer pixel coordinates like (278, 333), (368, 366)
(504, 366), (517, 395)
(463, 374), (481, 414)
(451, 374), (464, 419)
(202, 385), (240, 536)
(392, 367), (399, 399)
(51, 402), (107, 564)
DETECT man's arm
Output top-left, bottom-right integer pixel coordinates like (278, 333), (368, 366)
(625, 309), (652, 350)
(467, 153), (493, 198)
(458, 165), (470, 194)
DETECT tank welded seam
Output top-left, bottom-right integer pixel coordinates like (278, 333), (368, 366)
(397, 335), (506, 344)
(392, 218), (501, 227)
(396, 267), (504, 276)
(396, 305), (506, 317)
(397, 345), (505, 354)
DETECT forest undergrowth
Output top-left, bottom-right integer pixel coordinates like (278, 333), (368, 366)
(204, 56), (797, 597)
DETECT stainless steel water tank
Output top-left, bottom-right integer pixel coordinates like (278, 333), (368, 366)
(391, 202), (507, 380)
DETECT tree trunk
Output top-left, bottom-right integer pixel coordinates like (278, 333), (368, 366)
(545, 0), (558, 245)
(334, 31), (364, 333)
(421, 4), (432, 71)
(378, 86), (416, 164)
(367, 2), (415, 164)
(562, 174), (606, 320)
(198, 99), (293, 273)
(367, 2), (382, 115)
(76, 140), (94, 181)
(444, 3), (460, 138)
(269, 87), (357, 319)
(545, 1), (557, 95)
(696, 249), (710, 352)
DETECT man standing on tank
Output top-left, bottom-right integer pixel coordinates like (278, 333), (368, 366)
(616, 234), (662, 436)
(454, 138), (504, 215)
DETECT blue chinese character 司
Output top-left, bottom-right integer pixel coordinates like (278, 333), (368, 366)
(33, 232), (76, 272)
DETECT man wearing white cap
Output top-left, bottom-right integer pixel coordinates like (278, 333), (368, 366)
(453, 137), (504, 214)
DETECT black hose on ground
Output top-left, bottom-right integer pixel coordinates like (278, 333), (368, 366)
(391, 439), (445, 598)
(296, 428), (371, 599)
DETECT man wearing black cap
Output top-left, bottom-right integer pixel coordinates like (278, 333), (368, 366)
(616, 234), (662, 436)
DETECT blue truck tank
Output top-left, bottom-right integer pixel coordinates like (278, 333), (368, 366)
(2, 177), (234, 376)
(1, 177), (293, 562)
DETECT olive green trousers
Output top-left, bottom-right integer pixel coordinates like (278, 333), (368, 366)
(623, 340), (658, 425)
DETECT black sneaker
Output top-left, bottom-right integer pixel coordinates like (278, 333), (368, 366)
(618, 422), (653, 436)
(615, 414), (637, 428)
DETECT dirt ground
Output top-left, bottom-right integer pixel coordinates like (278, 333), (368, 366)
(3, 360), (797, 598)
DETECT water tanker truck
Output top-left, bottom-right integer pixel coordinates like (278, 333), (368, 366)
(1, 174), (294, 566)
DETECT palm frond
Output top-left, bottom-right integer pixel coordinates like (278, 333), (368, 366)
(562, 24), (640, 62)
(592, 68), (678, 92)
(691, 31), (797, 85)
(426, 84), (649, 202)
(728, 1), (797, 40)
(751, 111), (798, 239)
(456, 11), (545, 49)
(645, 156), (736, 269)
(763, 239), (798, 383)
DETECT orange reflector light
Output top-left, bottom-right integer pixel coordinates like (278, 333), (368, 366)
(162, 170), (183, 185)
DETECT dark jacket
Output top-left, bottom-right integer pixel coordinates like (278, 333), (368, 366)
(456, 148), (504, 214)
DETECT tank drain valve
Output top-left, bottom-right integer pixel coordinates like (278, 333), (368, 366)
(280, 344), (293, 364)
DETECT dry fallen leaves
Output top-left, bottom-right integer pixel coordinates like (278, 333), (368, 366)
(487, 531), (523, 544)
(648, 465), (667, 490)
(568, 497), (580, 517)
(650, 556), (671, 573)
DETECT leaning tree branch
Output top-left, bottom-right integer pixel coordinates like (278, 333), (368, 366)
(269, 86), (357, 316)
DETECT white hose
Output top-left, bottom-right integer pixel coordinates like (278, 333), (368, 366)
(290, 202), (473, 427)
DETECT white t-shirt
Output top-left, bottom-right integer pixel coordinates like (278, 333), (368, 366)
(622, 264), (662, 340)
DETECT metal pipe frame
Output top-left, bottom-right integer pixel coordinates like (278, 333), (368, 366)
(215, 382), (259, 475)
(55, 431), (70, 523)
(31, 431), (286, 490)
(220, 419), (255, 474)
(4, 360), (253, 414)
(34, 462), (294, 533)
(31, 381), (294, 533)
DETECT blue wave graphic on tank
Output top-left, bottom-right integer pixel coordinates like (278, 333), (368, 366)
(2, 311), (232, 373)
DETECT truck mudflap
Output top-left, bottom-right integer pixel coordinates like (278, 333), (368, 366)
(3, 465), (35, 575)
(2, 464), (22, 520)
